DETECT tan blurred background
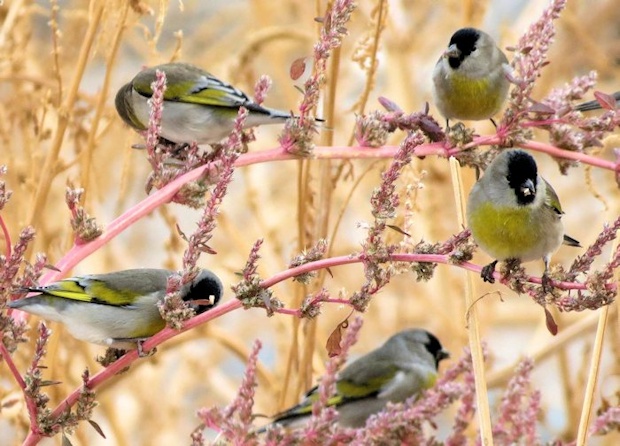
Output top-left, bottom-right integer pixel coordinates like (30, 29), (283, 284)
(0, 0), (618, 444)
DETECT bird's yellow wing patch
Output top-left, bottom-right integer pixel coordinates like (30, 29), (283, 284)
(36, 279), (141, 306)
(336, 367), (397, 399)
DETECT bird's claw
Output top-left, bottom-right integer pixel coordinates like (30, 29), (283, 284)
(541, 274), (554, 294)
(481, 261), (498, 283)
(137, 340), (156, 358)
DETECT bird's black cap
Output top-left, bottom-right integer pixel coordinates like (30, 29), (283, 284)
(448, 27), (481, 69)
(183, 271), (223, 314)
(506, 150), (538, 205)
(423, 330), (450, 368)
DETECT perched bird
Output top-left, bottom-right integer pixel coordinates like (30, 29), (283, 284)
(432, 28), (510, 126)
(115, 62), (295, 145)
(262, 329), (449, 430)
(8, 268), (223, 352)
(467, 150), (581, 290)
(574, 91), (620, 112)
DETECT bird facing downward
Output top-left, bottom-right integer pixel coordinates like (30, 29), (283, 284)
(262, 328), (449, 430)
(8, 268), (223, 351)
(432, 28), (510, 126)
(115, 62), (295, 145)
(467, 150), (580, 291)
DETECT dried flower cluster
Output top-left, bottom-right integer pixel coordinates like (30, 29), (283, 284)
(232, 239), (282, 315)
(65, 187), (103, 243)
(279, 0), (356, 155)
(502, 0), (568, 131)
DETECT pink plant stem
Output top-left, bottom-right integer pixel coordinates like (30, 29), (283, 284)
(262, 253), (615, 293)
(36, 163), (213, 284)
(30, 137), (618, 291)
(0, 343), (25, 387)
(274, 308), (301, 316)
(11, 137), (615, 325)
(322, 298), (351, 305)
(462, 134), (502, 150)
(0, 343), (41, 436)
(0, 214), (11, 257)
(29, 145), (438, 289)
(522, 140), (618, 171)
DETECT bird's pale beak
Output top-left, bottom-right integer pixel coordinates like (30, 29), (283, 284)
(438, 349), (450, 362)
(520, 179), (536, 197)
(443, 44), (461, 59)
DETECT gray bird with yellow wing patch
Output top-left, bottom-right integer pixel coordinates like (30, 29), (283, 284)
(263, 328), (448, 430)
(115, 62), (295, 145)
(9, 268), (222, 351)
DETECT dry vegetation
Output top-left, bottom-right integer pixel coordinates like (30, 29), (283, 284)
(0, 0), (619, 445)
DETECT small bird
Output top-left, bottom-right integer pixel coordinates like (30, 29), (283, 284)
(262, 329), (449, 430)
(432, 28), (510, 127)
(8, 268), (223, 351)
(574, 91), (620, 112)
(467, 149), (581, 290)
(115, 62), (295, 145)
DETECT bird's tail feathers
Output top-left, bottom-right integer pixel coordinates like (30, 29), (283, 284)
(563, 234), (581, 247)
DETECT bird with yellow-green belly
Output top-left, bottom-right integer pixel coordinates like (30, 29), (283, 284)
(467, 150), (581, 291)
(432, 27), (511, 126)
